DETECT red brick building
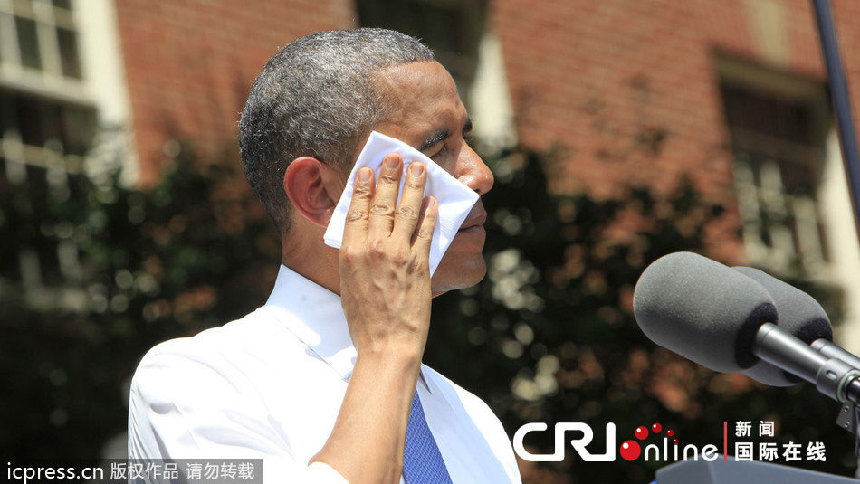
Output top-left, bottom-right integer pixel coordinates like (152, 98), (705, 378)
(124, 0), (860, 352)
(5, 0), (860, 475)
(486, 0), (860, 348)
(3, 0), (860, 392)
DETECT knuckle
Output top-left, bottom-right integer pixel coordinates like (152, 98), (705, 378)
(340, 246), (360, 264)
(345, 208), (368, 223)
(379, 172), (400, 185)
(368, 238), (386, 256)
(396, 205), (418, 221)
(416, 226), (434, 240)
(353, 184), (372, 198)
(370, 202), (393, 215)
(390, 247), (408, 264)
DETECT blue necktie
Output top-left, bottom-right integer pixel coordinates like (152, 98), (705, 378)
(403, 392), (452, 483)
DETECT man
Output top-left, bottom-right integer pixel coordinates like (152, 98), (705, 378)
(129, 28), (522, 483)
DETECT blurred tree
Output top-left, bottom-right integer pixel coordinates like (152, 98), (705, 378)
(426, 145), (857, 482)
(0, 141), (278, 459)
(0, 133), (854, 482)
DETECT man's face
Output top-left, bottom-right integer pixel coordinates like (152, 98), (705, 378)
(372, 61), (494, 294)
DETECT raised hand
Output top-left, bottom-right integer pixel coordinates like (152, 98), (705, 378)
(313, 153), (439, 483)
(338, 153), (438, 359)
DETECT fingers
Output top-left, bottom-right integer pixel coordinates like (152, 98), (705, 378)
(411, 196), (437, 255)
(391, 162), (427, 241)
(344, 154), (434, 256)
(367, 154), (403, 241)
(342, 167), (374, 245)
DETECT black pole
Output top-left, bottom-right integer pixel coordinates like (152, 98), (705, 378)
(812, 0), (860, 234)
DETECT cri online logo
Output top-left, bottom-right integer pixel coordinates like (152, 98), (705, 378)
(513, 421), (722, 462)
(618, 422), (677, 460)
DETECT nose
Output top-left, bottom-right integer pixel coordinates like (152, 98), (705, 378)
(456, 145), (494, 196)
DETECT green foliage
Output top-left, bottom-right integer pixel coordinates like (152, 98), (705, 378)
(0, 144), (278, 458)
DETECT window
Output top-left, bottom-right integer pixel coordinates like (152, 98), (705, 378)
(0, 0), (105, 310)
(1, 0), (84, 82)
(718, 56), (831, 278)
(357, 0), (487, 108)
(357, 0), (516, 152)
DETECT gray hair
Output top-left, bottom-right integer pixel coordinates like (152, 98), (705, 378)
(238, 28), (435, 234)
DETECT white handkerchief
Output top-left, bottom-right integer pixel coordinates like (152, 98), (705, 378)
(324, 131), (480, 276)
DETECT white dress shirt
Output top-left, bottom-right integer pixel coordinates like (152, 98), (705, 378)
(129, 265), (522, 483)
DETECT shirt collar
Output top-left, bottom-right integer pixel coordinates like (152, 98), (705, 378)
(264, 264), (431, 393)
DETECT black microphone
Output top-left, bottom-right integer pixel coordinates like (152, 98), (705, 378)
(733, 266), (833, 386)
(633, 251), (777, 373)
(733, 266), (860, 376)
(634, 251), (860, 404)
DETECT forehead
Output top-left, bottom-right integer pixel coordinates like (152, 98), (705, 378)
(372, 61), (466, 144)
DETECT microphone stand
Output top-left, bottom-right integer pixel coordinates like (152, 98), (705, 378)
(834, 404), (860, 457)
(754, 324), (860, 404)
(816, 339), (860, 460)
(810, 0), (860, 474)
(754, 324), (860, 468)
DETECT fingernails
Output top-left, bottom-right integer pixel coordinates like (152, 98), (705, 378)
(384, 155), (399, 170)
(357, 168), (371, 184)
(409, 162), (425, 177)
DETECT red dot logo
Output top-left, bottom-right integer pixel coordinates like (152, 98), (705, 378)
(634, 426), (649, 440)
(619, 440), (641, 461)
(651, 422), (662, 433)
(666, 429), (675, 437)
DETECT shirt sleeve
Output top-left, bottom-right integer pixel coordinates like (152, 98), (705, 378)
(128, 342), (349, 484)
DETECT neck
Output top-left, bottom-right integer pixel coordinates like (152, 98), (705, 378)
(281, 226), (341, 295)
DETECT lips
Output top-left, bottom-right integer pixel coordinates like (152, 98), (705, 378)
(458, 210), (487, 234)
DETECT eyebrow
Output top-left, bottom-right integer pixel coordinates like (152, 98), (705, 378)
(417, 118), (473, 152)
(417, 129), (449, 152)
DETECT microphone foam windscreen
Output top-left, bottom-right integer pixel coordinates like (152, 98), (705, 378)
(733, 266), (832, 386)
(633, 252), (778, 373)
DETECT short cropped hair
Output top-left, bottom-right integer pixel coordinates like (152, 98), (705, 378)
(238, 28), (435, 233)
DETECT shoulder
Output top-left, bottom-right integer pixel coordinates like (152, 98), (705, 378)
(423, 365), (498, 423)
(130, 306), (305, 400)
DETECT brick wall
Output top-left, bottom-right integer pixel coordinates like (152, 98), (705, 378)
(113, 0), (860, 261)
(491, 0), (860, 261)
(114, 0), (356, 185)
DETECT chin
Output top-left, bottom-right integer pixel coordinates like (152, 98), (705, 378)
(430, 254), (487, 295)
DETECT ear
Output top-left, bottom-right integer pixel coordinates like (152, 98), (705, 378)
(283, 157), (343, 227)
